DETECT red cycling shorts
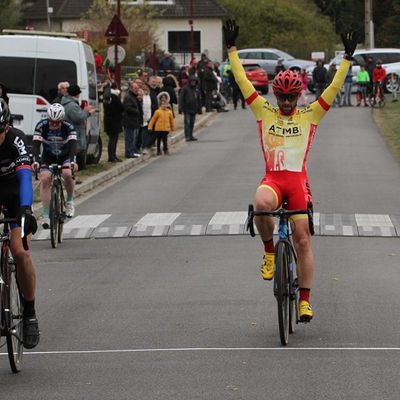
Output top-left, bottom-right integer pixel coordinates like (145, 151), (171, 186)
(259, 170), (312, 219)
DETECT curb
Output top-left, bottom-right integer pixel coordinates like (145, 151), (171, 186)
(42, 112), (216, 204)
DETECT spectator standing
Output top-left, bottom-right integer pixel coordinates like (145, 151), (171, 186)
(122, 82), (142, 158)
(0, 83), (10, 104)
(159, 52), (175, 75)
(178, 65), (190, 89)
(356, 65), (370, 106)
(390, 74), (398, 102)
(148, 92), (175, 155)
(162, 75), (178, 114)
(139, 85), (152, 150)
(94, 50), (104, 76)
(52, 81), (69, 104)
(326, 63), (341, 107)
(203, 61), (218, 112)
(227, 68), (246, 110)
(104, 82), (124, 162)
(312, 60), (327, 100)
(365, 56), (375, 99)
(145, 48), (160, 75)
(275, 59), (285, 75)
(61, 84), (95, 168)
(179, 75), (202, 142)
(372, 60), (387, 104)
(341, 65), (353, 106)
(298, 68), (308, 107)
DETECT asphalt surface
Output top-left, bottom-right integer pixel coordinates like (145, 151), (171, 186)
(1, 98), (400, 399)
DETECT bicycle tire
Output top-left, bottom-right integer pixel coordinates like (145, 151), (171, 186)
(57, 190), (65, 244)
(274, 241), (290, 345)
(49, 184), (59, 248)
(288, 253), (299, 334)
(6, 260), (23, 373)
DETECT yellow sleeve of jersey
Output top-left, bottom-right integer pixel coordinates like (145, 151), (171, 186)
(228, 50), (267, 120)
(310, 58), (351, 124)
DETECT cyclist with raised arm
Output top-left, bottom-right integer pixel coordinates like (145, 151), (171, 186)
(32, 103), (78, 228)
(223, 20), (358, 321)
(0, 99), (40, 348)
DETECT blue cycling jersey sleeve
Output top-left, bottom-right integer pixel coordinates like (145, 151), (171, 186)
(16, 167), (33, 206)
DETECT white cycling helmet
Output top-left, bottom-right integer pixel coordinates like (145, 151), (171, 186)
(47, 103), (65, 121)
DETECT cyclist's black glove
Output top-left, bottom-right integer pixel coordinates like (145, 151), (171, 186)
(17, 206), (37, 236)
(341, 31), (358, 60)
(223, 19), (239, 49)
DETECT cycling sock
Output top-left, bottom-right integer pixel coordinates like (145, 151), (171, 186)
(263, 239), (274, 253)
(43, 207), (49, 218)
(67, 194), (74, 203)
(23, 298), (36, 318)
(299, 288), (311, 303)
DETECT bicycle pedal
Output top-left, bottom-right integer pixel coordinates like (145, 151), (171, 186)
(299, 316), (312, 324)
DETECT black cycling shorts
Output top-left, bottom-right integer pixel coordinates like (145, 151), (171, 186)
(41, 153), (71, 170)
(0, 180), (20, 223)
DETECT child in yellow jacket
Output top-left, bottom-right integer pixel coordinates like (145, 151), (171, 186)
(148, 91), (176, 155)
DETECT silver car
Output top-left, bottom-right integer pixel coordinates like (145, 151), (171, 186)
(236, 48), (314, 78)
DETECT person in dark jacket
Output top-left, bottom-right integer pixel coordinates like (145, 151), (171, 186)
(179, 75), (202, 141)
(104, 82), (124, 162)
(159, 52), (175, 75)
(202, 61), (218, 112)
(162, 75), (178, 115)
(0, 83), (10, 104)
(122, 82), (141, 158)
(312, 59), (328, 100)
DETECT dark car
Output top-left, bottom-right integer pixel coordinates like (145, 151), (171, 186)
(243, 63), (269, 94)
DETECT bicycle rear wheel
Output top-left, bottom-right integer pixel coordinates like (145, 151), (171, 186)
(274, 241), (290, 345)
(57, 192), (65, 244)
(6, 260), (23, 373)
(49, 184), (59, 248)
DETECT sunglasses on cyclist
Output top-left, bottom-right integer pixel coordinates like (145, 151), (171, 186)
(276, 93), (298, 102)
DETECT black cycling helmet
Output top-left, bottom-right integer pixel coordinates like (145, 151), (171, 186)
(0, 98), (10, 125)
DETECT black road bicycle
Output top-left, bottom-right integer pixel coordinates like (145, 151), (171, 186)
(247, 200), (314, 346)
(36, 163), (75, 248)
(0, 211), (28, 372)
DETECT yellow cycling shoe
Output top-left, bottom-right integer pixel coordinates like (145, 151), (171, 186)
(261, 252), (275, 280)
(299, 300), (313, 322)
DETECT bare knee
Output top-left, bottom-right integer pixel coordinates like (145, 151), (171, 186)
(293, 233), (311, 254)
(255, 194), (276, 211)
(41, 173), (52, 188)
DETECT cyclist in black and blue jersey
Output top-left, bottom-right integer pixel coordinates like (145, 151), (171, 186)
(32, 103), (78, 229)
(0, 99), (40, 349)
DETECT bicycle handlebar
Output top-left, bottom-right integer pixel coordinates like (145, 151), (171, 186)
(246, 202), (314, 237)
(0, 217), (29, 251)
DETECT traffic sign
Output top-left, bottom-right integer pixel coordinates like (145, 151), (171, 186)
(107, 45), (126, 64)
(106, 37), (127, 45)
(105, 14), (129, 38)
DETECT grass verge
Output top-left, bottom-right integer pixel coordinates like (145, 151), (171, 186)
(372, 100), (400, 163)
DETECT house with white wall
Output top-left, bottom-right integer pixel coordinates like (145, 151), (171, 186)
(23, 0), (228, 64)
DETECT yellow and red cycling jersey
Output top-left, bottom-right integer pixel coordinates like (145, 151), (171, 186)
(229, 51), (351, 173)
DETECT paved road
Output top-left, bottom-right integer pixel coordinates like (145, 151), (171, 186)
(2, 101), (400, 399)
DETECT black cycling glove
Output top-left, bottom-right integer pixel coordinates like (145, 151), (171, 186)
(223, 19), (239, 49)
(18, 206), (38, 236)
(341, 32), (358, 59)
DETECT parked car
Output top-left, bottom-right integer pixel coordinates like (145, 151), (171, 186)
(237, 48), (314, 79)
(307, 48), (400, 93)
(0, 29), (102, 168)
(242, 63), (269, 94)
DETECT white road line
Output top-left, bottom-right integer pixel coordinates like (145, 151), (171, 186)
(2, 347), (400, 357)
(136, 213), (181, 226)
(355, 214), (393, 227)
(65, 214), (112, 228)
(209, 212), (247, 225)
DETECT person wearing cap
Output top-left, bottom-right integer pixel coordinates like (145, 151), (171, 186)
(61, 84), (95, 168)
(179, 75), (202, 141)
(159, 51), (175, 75)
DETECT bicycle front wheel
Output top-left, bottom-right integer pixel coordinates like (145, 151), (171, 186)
(4, 259), (23, 373)
(49, 184), (60, 248)
(274, 241), (290, 345)
(57, 192), (65, 244)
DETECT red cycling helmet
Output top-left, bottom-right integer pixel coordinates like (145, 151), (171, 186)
(273, 70), (302, 95)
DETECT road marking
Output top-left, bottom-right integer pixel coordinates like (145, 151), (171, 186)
(2, 347), (400, 357)
(32, 213), (400, 239)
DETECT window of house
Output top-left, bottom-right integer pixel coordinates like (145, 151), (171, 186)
(168, 31), (201, 53)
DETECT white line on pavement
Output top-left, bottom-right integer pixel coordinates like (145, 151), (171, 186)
(2, 347), (400, 357)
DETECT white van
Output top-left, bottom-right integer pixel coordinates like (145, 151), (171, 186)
(0, 30), (102, 167)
